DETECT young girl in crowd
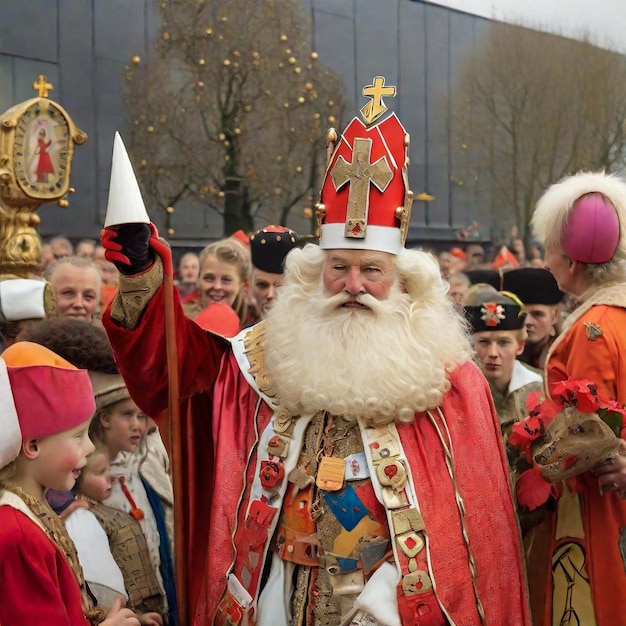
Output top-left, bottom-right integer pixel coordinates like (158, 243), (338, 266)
(62, 445), (163, 623)
(0, 342), (140, 626)
(89, 371), (177, 626)
(181, 237), (251, 332)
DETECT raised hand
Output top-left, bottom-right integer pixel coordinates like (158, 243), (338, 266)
(101, 224), (152, 275)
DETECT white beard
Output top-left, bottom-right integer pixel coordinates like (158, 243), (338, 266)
(264, 252), (471, 425)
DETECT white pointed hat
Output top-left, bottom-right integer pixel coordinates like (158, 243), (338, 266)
(104, 132), (151, 227)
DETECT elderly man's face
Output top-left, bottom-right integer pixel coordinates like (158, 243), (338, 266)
(323, 249), (396, 303)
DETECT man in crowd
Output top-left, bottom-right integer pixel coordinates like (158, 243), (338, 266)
(247, 225), (301, 324)
(45, 255), (101, 323)
(445, 271), (471, 308)
(502, 266), (564, 370)
(76, 238), (97, 259)
(101, 84), (530, 625)
(48, 235), (74, 261)
(464, 243), (486, 271)
(176, 252), (200, 299)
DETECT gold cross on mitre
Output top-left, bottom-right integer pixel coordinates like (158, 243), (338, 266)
(33, 75), (54, 98)
(331, 137), (393, 239)
(360, 76), (396, 124)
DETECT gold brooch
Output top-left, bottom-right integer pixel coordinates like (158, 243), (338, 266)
(583, 322), (603, 341)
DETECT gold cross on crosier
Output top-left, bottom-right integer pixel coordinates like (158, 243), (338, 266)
(33, 75), (54, 98)
(360, 76), (396, 124)
(331, 137), (392, 239)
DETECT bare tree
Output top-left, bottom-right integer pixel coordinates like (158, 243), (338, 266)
(124, 0), (346, 237)
(451, 23), (626, 244)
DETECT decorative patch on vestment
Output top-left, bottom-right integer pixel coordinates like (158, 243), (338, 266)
(583, 322), (603, 340)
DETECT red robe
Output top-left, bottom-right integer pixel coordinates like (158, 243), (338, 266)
(104, 285), (531, 625)
(0, 501), (89, 626)
(35, 138), (54, 178)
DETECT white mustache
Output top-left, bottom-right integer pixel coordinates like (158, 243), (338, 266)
(317, 290), (384, 316)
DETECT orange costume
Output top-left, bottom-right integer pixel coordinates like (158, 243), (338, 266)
(525, 284), (626, 625)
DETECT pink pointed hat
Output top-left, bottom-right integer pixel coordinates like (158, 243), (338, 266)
(0, 342), (95, 468)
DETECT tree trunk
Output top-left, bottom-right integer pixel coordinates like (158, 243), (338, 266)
(223, 177), (253, 236)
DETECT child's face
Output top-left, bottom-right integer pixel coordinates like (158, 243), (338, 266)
(471, 330), (524, 393)
(79, 451), (114, 501)
(99, 398), (148, 458)
(34, 419), (94, 492)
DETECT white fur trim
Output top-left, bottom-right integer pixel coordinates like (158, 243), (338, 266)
(320, 223), (403, 255)
(533, 170), (626, 253)
(104, 133), (150, 227)
(0, 279), (46, 321)
(0, 358), (21, 469)
(537, 171), (626, 218)
(354, 561), (402, 626)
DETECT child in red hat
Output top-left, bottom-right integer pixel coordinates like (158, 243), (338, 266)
(0, 341), (141, 626)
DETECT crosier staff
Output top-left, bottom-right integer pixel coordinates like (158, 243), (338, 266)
(102, 133), (187, 626)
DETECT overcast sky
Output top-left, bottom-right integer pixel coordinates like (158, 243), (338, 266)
(427, 0), (626, 52)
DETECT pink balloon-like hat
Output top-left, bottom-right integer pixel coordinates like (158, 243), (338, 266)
(561, 192), (620, 264)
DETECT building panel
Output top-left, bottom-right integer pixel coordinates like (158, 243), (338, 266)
(0, 0), (494, 246)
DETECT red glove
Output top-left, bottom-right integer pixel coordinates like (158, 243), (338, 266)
(101, 223), (173, 276)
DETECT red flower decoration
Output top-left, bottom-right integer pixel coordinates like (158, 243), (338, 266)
(509, 378), (626, 509)
(516, 467), (556, 510)
(509, 416), (544, 463)
(525, 390), (544, 413)
(552, 378), (599, 413)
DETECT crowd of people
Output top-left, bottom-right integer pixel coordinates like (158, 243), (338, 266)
(2, 95), (626, 626)
(33, 223), (304, 340)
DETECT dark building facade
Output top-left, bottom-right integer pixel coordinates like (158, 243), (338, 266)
(0, 0), (492, 248)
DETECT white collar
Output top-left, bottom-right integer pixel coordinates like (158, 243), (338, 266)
(508, 360), (542, 394)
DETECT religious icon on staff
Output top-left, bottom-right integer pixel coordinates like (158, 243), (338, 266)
(25, 109), (67, 187)
(13, 100), (71, 198)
